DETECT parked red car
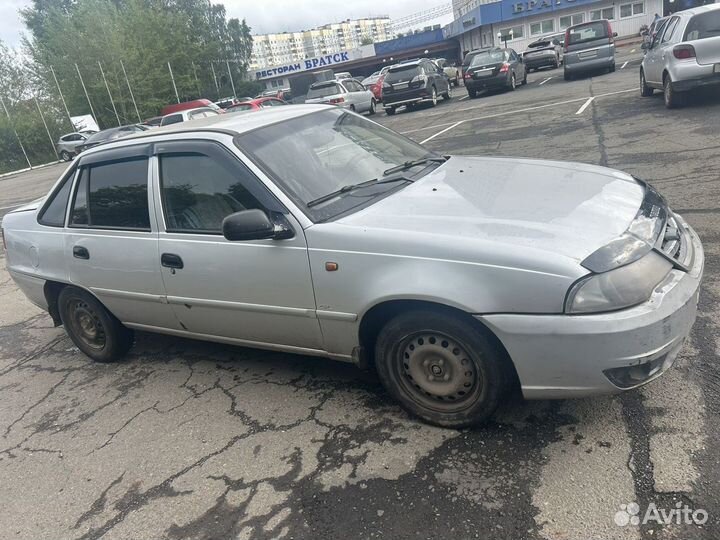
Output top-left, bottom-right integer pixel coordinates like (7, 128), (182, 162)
(226, 97), (288, 113)
(160, 99), (223, 116)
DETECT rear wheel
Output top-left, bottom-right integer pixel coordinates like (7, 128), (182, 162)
(609, 63), (616, 73)
(522, 70), (528, 85)
(368, 99), (376, 115)
(640, 69), (653, 97)
(664, 74), (683, 108)
(374, 310), (507, 428)
(564, 70), (572, 81)
(454, 72), (460, 86)
(58, 287), (134, 363)
(467, 88), (477, 98)
(443, 85), (452, 100)
(430, 86), (438, 107)
(508, 74), (516, 91)
(60, 150), (71, 162)
(385, 107), (396, 116)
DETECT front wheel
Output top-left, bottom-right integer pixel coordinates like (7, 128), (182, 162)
(609, 63), (616, 73)
(454, 73), (460, 87)
(430, 86), (438, 107)
(564, 70), (572, 81)
(664, 75), (683, 108)
(385, 107), (396, 116)
(640, 69), (653, 97)
(58, 287), (134, 363)
(368, 99), (376, 115)
(443, 85), (452, 100)
(467, 88), (477, 98)
(508, 74), (516, 91)
(375, 310), (507, 428)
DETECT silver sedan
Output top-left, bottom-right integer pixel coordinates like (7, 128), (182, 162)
(2, 105), (703, 428)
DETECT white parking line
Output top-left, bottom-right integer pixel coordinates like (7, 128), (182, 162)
(420, 121), (464, 144)
(575, 96), (595, 115)
(402, 88), (635, 138)
(539, 77), (553, 85)
(630, 48), (636, 53)
(458, 95), (469, 101)
(621, 61), (629, 69)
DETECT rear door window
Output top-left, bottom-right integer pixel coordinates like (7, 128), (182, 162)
(662, 17), (680, 43)
(70, 158), (150, 230)
(162, 114), (183, 126)
(684, 10), (720, 41)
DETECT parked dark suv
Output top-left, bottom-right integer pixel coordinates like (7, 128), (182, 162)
(382, 59), (452, 115)
(464, 48), (527, 97)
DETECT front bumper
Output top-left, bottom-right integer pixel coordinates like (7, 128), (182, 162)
(478, 217), (704, 399)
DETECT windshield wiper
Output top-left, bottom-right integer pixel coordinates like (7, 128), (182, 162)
(382, 156), (447, 176)
(306, 174), (415, 208)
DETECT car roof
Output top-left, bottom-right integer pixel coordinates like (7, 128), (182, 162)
(677, 2), (720, 16)
(78, 105), (332, 156)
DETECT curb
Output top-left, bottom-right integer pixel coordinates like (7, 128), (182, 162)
(0, 161), (61, 181)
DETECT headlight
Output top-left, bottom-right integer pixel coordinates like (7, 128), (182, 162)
(566, 251), (673, 314)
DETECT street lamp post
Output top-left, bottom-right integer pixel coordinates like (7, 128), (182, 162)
(497, 29), (514, 48)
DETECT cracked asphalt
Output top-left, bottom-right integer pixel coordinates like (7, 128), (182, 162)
(1, 46), (719, 540)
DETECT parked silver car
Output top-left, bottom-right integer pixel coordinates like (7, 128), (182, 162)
(564, 19), (617, 80)
(523, 35), (564, 71)
(304, 79), (376, 114)
(56, 131), (94, 161)
(640, 3), (720, 108)
(160, 107), (220, 126)
(2, 106), (703, 428)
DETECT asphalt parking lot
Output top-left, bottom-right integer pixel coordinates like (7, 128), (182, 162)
(1, 46), (719, 540)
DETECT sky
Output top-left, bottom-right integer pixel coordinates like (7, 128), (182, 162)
(0, 0), (453, 47)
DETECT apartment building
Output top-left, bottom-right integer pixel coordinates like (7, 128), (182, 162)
(250, 17), (394, 70)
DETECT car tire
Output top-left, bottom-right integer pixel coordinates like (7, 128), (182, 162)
(60, 150), (72, 162)
(640, 69), (653, 97)
(443, 85), (452, 100)
(58, 286), (134, 363)
(368, 99), (376, 115)
(430, 86), (438, 107)
(467, 88), (477, 98)
(385, 107), (396, 116)
(664, 74), (682, 109)
(508, 74), (516, 91)
(454, 73), (460, 87)
(554, 56), (560, 69)
(609, 63), (616, 73)
(522, 71), (528, 85)
(564, 70), (572, 81)
(374, 310), (507, 428)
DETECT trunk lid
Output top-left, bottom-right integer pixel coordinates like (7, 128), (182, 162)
(689, 35), (720, 65)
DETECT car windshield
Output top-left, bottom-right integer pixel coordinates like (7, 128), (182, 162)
(567, 22), (609, 45)
(235, 108), (440, 221)
(307, 82), (342, 98)
(469, 50), (505, 66)
(684, 10), (720, 41)
(85, 129), (121, 143)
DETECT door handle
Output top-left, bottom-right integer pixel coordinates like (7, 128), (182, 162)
(73, 246), (89, 260)
(161, 253), (184, 270)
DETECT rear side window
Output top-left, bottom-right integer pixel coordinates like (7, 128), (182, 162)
(38, 170), (75, 227)
(307, 83), (342, 98)
(70, 158), (150, 230)
(159, 152), (263, 233)
(684, 10), (720, 41)
(161, 114), (183, 126)
(662, 17), (680, 43)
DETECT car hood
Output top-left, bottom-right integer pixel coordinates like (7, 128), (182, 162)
(335, 156), (645, 265)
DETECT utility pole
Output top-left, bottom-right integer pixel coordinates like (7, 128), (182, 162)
(210, 63), (220, 99)
(0, 95), (32, 169)
(225, 60), (237, 98)
(75, 63), (98, 126)
(34, 97), (59, 160)
(191, 62), (202, 97)
(167, 62), (180, 103)
(50, 66), (73, 128)
(98, 61), (120, 125)
(120, 60), (142, 123)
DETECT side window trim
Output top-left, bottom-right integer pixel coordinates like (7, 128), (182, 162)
(153, 140), (288, 236)
(68, 155), (153, 232)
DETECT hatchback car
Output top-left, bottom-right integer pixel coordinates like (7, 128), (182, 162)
(564, 19), (617, 79)
(464, 48), (527, 97)
(2, 106), (703, 428)
(304, 79), (376, 114)
(523, 35), (564, 71)
(640, 3), (720, 108)
(382, 59), (452, 115)
(160, 107), (220, 126)
(57, 132), (94, 161)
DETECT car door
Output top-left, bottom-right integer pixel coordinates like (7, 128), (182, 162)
(153, 139), (324, 350)
(647, 16), (680, 84)
(65, 145), (180, 329)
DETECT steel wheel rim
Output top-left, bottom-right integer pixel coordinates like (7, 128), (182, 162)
(395, 331), (483, 413)
(432, 88), (437, 105)
(448, 85), (453, 98)
(69, 299), (106, 350)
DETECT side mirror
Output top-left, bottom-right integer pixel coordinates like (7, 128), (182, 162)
(222, 209), (293, 241)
